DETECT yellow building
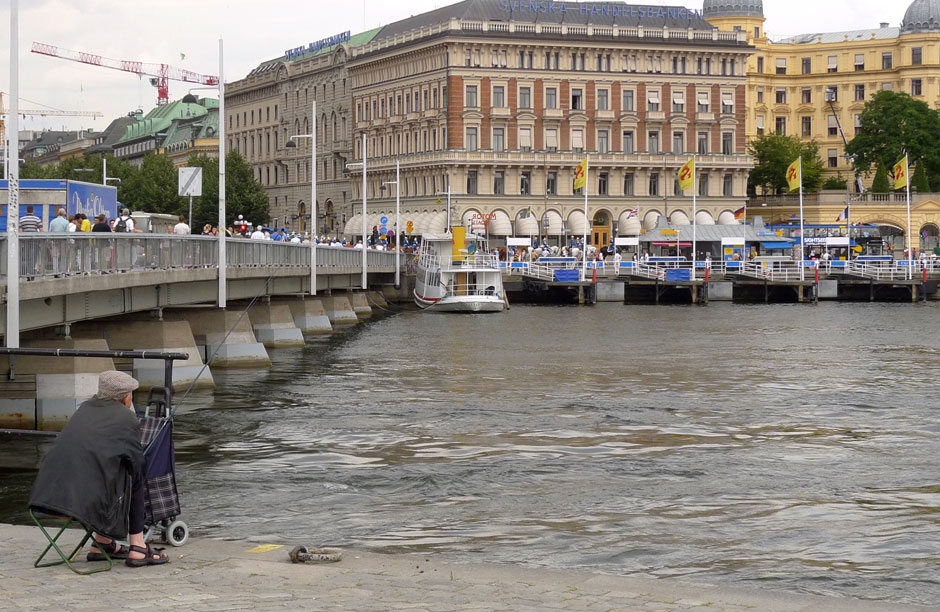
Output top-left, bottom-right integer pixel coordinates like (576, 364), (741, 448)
(706, 0), (940, 182)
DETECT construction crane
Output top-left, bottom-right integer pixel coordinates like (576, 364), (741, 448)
(0, 92), (103, 163)
(31, 42), (219, 107)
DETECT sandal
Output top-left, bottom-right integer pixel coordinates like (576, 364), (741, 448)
(87, 539), (130, 561)
(124, 543), (169, 568)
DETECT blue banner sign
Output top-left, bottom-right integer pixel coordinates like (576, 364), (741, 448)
(285, 31), (351, 61)
(498, 1), (703, 19)
(67, 181), (118, 220)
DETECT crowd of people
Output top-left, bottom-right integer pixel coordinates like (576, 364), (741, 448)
(18, 207), (139, 234)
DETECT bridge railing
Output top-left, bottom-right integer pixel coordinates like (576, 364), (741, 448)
(0, 235), (398, 282)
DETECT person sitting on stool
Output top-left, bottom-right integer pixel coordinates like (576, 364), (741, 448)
(29, 370), (169, 568)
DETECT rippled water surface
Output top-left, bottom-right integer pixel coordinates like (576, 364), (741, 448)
(3, 303), (940, 606)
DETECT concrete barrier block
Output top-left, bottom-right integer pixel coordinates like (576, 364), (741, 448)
(322, 296), (359, 325)
(166, 310), (271, 369)
(247, 304), (305, 348)
(349, 292), (373, 319)
(596, 282), (625, 302)
(708, 282), (734, 301)
(283, 298), (333, 335)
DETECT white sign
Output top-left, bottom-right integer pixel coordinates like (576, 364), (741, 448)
(826, 237), (850, 247)
(507, 237), (532, 246)
(178, 167), (203, 197)
(615, 237), (639, 247)
(721, 237), (745, 246)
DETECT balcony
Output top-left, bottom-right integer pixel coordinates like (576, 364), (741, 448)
(544, 108), (564, 120)
(595, 109), (615, 121)
(491, 106), (511, 118)
(646, 111), (666, 122)
(696, 112), (716, 122)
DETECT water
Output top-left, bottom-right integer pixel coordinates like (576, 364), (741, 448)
(2, 303), (940, 606)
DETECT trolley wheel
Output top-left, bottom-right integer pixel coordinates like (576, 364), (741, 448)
(165, 520), (189, 547)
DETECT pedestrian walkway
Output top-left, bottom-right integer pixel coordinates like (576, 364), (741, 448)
(0, 524), (934, 611)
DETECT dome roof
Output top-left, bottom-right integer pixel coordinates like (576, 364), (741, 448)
(703, 0), (764, 18)
(901, 0), (940, 33)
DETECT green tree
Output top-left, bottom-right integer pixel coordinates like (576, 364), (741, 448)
(186, 152), (269, 231)
(747, 133), (824, 194)
(121, 153), (180, 214)
(912, 161), (931, 193)
(846, 90), (940, 179)
(822, 175), (848, 190)
(871, 164), (890, 193)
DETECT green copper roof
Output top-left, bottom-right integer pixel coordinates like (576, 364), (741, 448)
(117, 99), (210, 143)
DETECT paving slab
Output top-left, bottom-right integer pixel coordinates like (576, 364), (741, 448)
(0, 524), (935, 612)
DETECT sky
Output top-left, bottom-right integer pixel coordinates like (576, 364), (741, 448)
(0, 0), (908, 134)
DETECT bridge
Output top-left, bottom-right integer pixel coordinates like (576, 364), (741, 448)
(0, 234), (404, 430)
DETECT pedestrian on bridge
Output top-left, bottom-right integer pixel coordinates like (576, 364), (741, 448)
(173, 216), (191, 236)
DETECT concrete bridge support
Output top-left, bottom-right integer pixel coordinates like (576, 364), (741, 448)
(246, 303), (305, 348)
(165, 310), (271, 369)
(0, 338), (114, 431)
(322, 295), (359, 325)
(70, 320), (214, 392)
(280, 298), (333, 335)
(368, 291), (390, 310)
(349, 292), (373, 320)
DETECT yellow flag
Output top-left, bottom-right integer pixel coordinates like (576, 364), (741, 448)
(678, 158), (695, 192)
(893, 156), (908, 190)
(786, 158), (801, 192)
(573, 157), (588, 191)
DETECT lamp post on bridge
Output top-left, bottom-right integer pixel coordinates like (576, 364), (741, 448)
(345, 133), (368, 290)
(285, 99), (317, 296)
(380, 159), (400, 289)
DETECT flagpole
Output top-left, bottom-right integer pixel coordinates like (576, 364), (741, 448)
(692, 155), (697, 279)
(905, 154), (912, 280)
(583, 155), (589, 281)
(799, 156), (805, 282)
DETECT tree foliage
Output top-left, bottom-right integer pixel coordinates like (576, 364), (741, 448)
(871, 164), (890, 193)
(747, 133), (824, 194)
(912, 162), (931, 193)
(822, 175), (848, 190)
(846, 90), (940, 182)
(17, 151), (269, 229)
(187, 152), (269, 231)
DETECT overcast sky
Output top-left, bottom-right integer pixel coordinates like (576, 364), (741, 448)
(0, 0), (906, 133)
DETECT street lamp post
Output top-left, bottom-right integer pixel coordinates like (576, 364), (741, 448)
(345, 135), (368, 290)
(286, 100), (317, 295)
(6, 0), (19, 348)
(381, 160), (401, 288)
(217, 39), (226, 308)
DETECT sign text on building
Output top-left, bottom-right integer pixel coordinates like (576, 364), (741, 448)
(285, 31), (351, 61)
(498, 1), (703, 19)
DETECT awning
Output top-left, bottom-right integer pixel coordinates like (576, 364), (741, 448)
(544, 210), (564, 235)
(344, 213), (363, 237)
(761, 241), (792, 249)
(488, 210), (513, 236)
(515, 213), (539, 235)
(567, 210), (590, 235)
(618, 211), (642, 235)
(652, 241), (692, 247)
(425, 211), (447, 235)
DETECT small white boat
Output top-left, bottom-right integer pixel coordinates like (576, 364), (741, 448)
(414, 229), (505, 313)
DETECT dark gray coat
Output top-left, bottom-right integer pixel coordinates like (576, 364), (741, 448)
(29, 397), (143, 539)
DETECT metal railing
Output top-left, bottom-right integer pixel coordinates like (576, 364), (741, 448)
(0, 235), (399, 282)
(443, 282), (503, 299)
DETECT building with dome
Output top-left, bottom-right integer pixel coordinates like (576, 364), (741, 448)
(706, 0), (940, 185)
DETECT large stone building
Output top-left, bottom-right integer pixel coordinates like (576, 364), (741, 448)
(707, 0), (940, 183)
(114, 98), (219, 168)
(225, 29), (381, 233)
(345, 0), (754, 245)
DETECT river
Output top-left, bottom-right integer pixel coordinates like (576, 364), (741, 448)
(2, 303), (939, 606)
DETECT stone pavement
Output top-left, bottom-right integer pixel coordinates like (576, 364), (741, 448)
(0, 524), (935, 612)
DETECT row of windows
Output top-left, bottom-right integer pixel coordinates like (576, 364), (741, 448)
(463, 169), (735, 197)
(355, 126), (448, 159)
(357, 83), (447, 122)
(464, 84), (735, 114)
(464, 46), (740, 76)
(230, 105), (278, 130)
(463, 126), (737, 155)
(757, 48), (924, 75)
(757, 79), (926, 106)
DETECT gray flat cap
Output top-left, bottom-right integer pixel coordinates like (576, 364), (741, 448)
(97, 370), (139, 401)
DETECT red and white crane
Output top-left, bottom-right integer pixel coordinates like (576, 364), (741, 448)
(31, 42), (219, 107)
